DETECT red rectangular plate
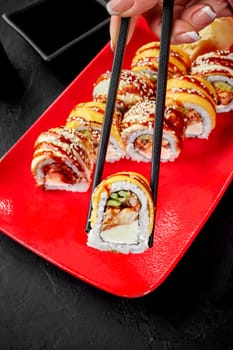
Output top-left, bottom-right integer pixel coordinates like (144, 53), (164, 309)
(0, 17), (232, 298)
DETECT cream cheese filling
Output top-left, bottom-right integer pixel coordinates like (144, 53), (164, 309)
(100, 221), (139, 244)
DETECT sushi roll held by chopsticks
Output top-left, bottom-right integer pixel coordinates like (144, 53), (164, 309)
(87, 172), (154, 254)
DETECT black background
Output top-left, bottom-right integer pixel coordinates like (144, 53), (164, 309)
(0, 1), (233, 349)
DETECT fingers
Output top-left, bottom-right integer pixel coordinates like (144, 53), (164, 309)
(107, 0), (233, 47)
(109, 16), (138, 50)
(171, 4), (217, 43)
(109, 15), (120, 50)
(143, 4), (204, 44)
(145, 15), (200, 44)
(180, 4), (216, 28)
(106, 0), (134, 15)
(171, 2), (232, 43)
(107, 0), (151, 50)
(144, 3), (219, 44)
(107, 0), (158, 17)
(187, 0), (233, 17)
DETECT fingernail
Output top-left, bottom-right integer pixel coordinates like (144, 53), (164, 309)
(192, 5), (216, 26)
(106, 0), (134, 16)
(175, 31), (200, 44)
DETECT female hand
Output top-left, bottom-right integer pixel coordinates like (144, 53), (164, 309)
(106, 0), (233, 48)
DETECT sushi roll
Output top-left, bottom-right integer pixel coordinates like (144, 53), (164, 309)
(87, 172), (154, 254)
(131, 41), (191, 81)
(31, 127), (95, 192)
(92, 69), (156, 113)
(66, 101), (125, 162)
(120, 99), (186, 162)
(166, 75), (217, 139)
(191, 50), (233, 113)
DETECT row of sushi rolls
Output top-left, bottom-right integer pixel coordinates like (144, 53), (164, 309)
(31, 25), (233, 254)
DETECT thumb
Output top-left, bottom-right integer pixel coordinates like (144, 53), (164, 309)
(109, 16), (137, 50)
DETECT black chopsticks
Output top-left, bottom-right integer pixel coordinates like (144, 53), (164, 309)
(85, 0), (175, 246)
(85, 17), (130, 232)
(149, 0), (175, 247)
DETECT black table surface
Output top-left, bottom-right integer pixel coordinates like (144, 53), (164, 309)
(0, 1), (233, 349)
